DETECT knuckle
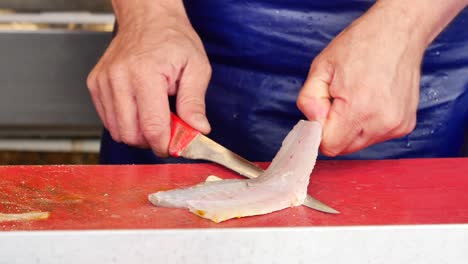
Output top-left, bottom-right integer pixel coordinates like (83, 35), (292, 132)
(309, 56), (321, 70)
(394, 115), (417, 138)
(140, 117), (170, 156)
(296, 96), (307, 111)
(86, 72), (97, 91)
(107, 64), (127, 87)
(177, 95), (205, 111)
(381, 111), (403, 132)
(310, 55), (333, 74)
(141, 118), (166, 139)
(107, 63), (126, 78)
(127, 60), (142, 73)
(130, 66), (166, 90)
(128, 59), (152, 76)
(201, 61), (212, 77)
(131, 72), (150, 91)
(296, 92), (314, 112)
(320, 144), (340, 157)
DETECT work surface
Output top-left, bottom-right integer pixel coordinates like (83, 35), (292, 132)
(1, 158), (467, 230)
(1, 158), (468, 264)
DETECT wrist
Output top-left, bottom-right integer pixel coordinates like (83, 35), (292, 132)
(375, 0), (467, 47)
(111, 0), (188, 29)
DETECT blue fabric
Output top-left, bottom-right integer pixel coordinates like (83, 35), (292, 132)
(100, 1), (468, 164)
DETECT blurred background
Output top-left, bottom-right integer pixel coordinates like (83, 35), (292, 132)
(0, 1), (466, 165)
(0, 0), (113, 164)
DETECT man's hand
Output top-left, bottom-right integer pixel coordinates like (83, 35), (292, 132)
(297, 0), (466, 157)
(87, 0), (211, 157)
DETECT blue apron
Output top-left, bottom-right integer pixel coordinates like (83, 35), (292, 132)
(100, 1), (468, 164)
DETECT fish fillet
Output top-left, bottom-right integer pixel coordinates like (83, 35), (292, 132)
(149, 120), (322, 223)
(0, 211), (50, 222)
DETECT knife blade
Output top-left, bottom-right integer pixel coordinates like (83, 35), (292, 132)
(169, 113), (339, 214)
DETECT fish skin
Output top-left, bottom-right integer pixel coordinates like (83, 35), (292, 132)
(148, 120), (322, 223)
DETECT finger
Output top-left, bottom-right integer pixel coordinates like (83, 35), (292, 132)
(98, 75), (121, 142)
(339, 117), (389, 155)
(133, 71), (171, 157)
(86, 38), (120, 132)
(340, 126), (395, 155)
(297, 58), (334, 125)
(338, 113), (385, 155)
(108, 65), (147, 147)
(135, 112), (150, 148)
(94, 92), (108, 129)
(176, 59), (211, 134)
(321, 100), (363, 157)
(339, 133), (369, 155)
(87, 71), (108, 129)
(342, 111), (417, 154)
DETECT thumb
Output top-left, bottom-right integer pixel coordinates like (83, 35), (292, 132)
(297, 59), (334, 125)
(176, 60), (212, 134)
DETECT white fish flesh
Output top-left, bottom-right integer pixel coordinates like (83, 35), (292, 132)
(0, 211), (50, 222)
(148, 120), (322, 223)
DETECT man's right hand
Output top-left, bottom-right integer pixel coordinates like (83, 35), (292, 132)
(87, 0), (211, 157)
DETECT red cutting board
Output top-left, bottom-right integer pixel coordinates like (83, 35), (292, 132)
(1, 158), (467, 231)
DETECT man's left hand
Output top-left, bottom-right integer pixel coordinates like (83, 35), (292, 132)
(297, 2), (426, 156)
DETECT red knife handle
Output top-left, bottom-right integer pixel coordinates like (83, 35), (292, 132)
(169, 113), (200, 157)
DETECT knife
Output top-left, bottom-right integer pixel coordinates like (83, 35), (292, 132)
(168, 113), (339, 214)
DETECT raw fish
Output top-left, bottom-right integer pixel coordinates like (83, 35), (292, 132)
(148, 120), (321, 223)
(0, 211), (49, 222)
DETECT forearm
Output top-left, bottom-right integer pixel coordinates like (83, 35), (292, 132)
(376, 0), (467, 47)
(111, 0), (187, 28)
